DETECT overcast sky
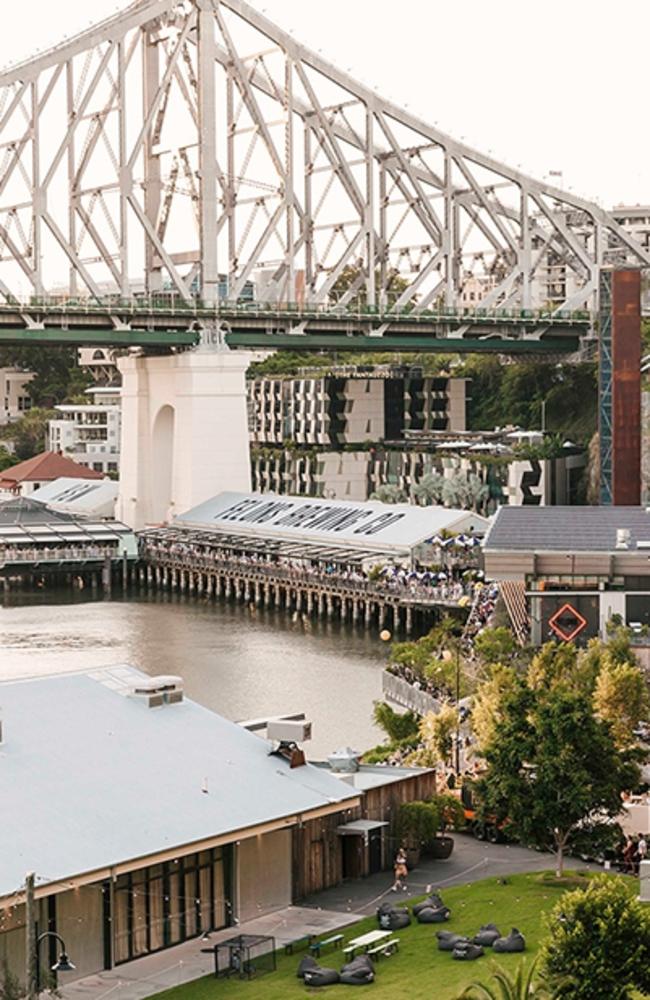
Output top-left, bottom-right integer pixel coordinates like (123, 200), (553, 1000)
(0, 0), (647, 209)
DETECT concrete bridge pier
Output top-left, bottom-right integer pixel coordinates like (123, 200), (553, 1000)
(117, 349), (252, 530)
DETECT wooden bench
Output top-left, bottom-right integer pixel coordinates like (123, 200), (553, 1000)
(284, 933), (315, 955)
(309, 933), (344, 957)
(368, 938), (400, 959)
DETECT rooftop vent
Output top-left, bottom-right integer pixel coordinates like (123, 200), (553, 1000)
(268, 719), (312, 769)
(327, 747), (360, 773)
(616, 528), (631, 550)
(131, 675), (184, 708)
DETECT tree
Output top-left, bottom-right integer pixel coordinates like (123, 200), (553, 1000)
(593, 659), (649, 748)
(0, 962), (25, 1000)
(369, 484), (407, 504)
(418, 703), (457, 765)
(0, 346), (90, 406)
(541, 875), (650, 999)
(412, 471), (445, 505)
(1, 408), (57, 460)
(476, 680), (642, 877)
(0, 447), (15, 472)
(470, 665), (518, 752)
(372, 701), (420, 743)
(329, 264), (411, 308)
(473, 626), (516, 666)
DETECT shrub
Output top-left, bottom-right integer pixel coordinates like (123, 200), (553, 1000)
(541, 875), (650, 999)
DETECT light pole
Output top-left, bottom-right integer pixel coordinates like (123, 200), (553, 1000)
(442, 644), (462, 776)
(25, 873), (75, 1000)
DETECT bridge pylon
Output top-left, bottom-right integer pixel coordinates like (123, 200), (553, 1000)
(117, 346), (252, 529)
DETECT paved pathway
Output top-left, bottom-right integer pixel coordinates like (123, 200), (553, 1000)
(60, 837), (585, 1000)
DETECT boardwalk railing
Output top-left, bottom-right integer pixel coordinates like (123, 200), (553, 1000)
(381, 671), (444, 716)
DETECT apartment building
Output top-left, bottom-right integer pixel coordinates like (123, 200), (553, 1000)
(0, 367), (33, 425)
(48, 387), (121, 476)
(249, 367), (468, 447)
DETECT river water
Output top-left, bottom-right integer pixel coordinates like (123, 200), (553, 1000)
(0, 592), (385, 757)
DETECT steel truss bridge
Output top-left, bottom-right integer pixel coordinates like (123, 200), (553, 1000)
(0, 0), (647, 352)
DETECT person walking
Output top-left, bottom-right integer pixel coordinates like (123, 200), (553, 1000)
(392, 846), (409, 892)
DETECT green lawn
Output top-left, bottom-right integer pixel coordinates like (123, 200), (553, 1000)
(155, 871), (595, 1000)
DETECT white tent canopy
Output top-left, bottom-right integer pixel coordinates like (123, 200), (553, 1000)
(30, 477), (118, 518)
(175, 492), (490, 558)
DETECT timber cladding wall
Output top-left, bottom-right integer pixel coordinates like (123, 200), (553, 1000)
(292, 769), (437, 899)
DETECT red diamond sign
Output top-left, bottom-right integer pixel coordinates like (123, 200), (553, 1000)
(548, 602), (588, 643)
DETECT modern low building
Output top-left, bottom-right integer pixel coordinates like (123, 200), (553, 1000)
(30, 477), (119, 519)
(48, 388), (121, 476)
(0, 452), (104, 496)
(171, 491), (490, 567)
(248, 368), (468, 447)
(483, 506), (650, 643)
(0, 367), (33, 425)
(0, 496), (137, 576)
(0, 667), (433, 982)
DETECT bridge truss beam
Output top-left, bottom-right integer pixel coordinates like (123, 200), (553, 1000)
(0, 0), (647, 337)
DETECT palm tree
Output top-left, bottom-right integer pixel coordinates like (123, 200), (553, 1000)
(413, 471), (445, 506)
(456, 958), (553, 1000)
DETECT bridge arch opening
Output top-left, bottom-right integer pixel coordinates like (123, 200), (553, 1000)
(151, 404), (175, 522)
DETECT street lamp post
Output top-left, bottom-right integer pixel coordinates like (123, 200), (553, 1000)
(25, 873), (75, 1000)
(442, 644), (462, 776)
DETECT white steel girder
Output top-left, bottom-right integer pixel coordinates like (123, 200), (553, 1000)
(0, 0), (646, 314)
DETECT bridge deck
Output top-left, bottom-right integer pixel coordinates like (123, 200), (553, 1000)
(0, 299), (590, 351)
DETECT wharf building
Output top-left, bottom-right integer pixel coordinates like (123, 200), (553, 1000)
(139, 491), (489, 636)
(0, 667), (434, 981)
(0, 495), (137, 594)
(248, 367), (468, 447)
(483, 506), (650, 645)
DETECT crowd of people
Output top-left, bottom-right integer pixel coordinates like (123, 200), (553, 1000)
(140, 534), (480, 605)
(0, 543), (118, 564)
(462, 581), (500, 642)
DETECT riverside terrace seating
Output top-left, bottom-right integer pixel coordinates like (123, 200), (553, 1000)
(376, 901), (411, 930)
(473, 923), (502, 947)
(437, 931), (470, 951)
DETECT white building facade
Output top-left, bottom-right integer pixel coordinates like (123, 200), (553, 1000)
(0, 368), (33, 425)
(48, 388), (121, 476)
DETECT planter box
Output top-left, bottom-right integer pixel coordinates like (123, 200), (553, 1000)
(427, 835), (455, 860)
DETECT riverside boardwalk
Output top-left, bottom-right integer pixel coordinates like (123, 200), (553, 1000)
(138, 491), (490, 636)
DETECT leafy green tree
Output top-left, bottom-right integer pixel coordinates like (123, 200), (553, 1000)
(477, 680), (642, 876)
(369, 484), (407, 504)
(372, 701), (419, 743)
(593, 660), (649, 748)
(412, 471), (445, 505)
(541, 875), (650, 999)
(0, 346), (90, 406)
(1, 408), (57, 460)
(470, 664), (518, 752)
(418, 703), (457, 765)
(0, 447), (15, 472)
(473, 626), (516, 666)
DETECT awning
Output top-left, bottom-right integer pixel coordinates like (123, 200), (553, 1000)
(336, 819), (389, 836)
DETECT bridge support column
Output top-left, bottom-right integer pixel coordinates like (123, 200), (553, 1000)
(117, 350), (252, 529)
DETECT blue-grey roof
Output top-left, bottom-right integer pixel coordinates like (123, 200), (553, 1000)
(0, 668), (359, 898)
(484, 505), (650, 552)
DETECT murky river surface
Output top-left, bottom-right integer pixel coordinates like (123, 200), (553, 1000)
(0, 592), (385, 757)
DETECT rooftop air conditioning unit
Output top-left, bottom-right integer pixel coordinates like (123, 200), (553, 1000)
(327, 747), (360, 773)
(616, 528), (631, 550)
(131, 675), (184, 707)
(267, 719), (312, 743)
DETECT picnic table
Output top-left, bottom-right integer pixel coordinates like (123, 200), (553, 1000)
(343, 929), (393, 958)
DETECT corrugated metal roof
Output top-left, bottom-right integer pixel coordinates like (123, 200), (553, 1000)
(174, 492), (490, 554)
(0, 667), (359, 899)
(484, 505), (650, 553)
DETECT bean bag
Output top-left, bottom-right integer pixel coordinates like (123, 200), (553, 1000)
(416, 905), (451, 924)
(473, 923), (502, 947)
(492, 928), (526, 953)
(296, 955), (319, 978)
(303, 965), (341, 987)
(412, 893), (444, 916)
(339, 955), (375, 986)
(377, 903), (411, 930)
(452, 941), (484, 961)
(436, 931), (470, 952)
